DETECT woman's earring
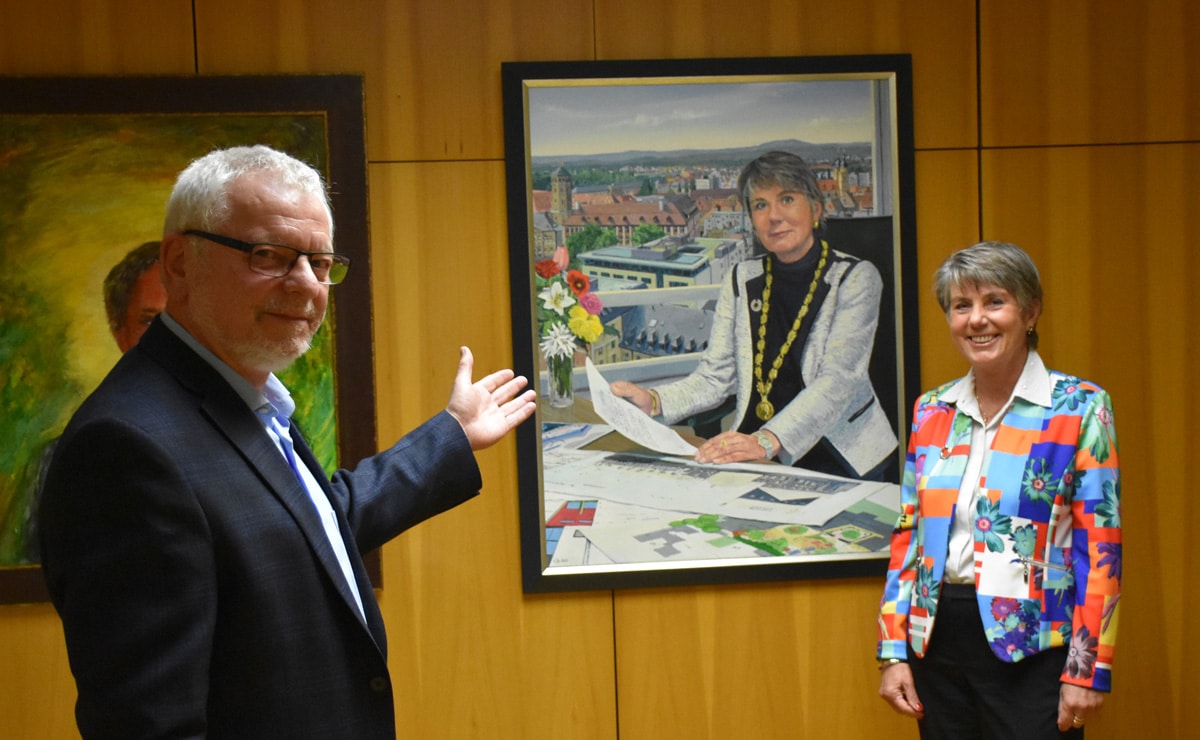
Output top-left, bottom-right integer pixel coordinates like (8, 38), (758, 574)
(1027, 326), (1034, 336)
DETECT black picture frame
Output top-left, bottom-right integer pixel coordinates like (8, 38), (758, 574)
(503, 55), (919, 592)
(0, 74), (375, 604)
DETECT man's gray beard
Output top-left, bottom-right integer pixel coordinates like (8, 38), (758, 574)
(190, 291), (320, 374)
(233, 332), (313, 374)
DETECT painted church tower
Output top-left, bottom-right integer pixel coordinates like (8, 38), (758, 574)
(550, 164), (573, 221)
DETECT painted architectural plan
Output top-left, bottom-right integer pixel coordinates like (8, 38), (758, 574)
(541, 422), (901, 570)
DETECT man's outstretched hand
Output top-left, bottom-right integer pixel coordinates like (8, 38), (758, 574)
(445, 346), (537, 450)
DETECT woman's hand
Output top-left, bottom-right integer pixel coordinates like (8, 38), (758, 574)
(878, 662), (924, 719)
(694, 430), (779, 464)
(609, 381), (655, 415)
(1058, 683), (1105, 732)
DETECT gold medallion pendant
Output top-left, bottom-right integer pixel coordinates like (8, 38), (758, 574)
(752, 241), (828, 427)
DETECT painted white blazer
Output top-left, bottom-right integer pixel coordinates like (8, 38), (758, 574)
(655, 248), (898, 477)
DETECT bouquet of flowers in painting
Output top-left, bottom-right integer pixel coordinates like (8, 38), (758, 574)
(535, 249), (603, 407)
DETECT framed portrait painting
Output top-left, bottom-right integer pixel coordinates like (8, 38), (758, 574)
(0, 75), (373, 604)
(503, 55), (919, 592)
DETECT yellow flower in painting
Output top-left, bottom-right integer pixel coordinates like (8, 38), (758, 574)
(567, 305), (603, 344)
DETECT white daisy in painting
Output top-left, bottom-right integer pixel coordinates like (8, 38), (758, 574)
(539, 322), (577, 360)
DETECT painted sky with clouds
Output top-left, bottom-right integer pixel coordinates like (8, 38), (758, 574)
(529, 78), (874, 157)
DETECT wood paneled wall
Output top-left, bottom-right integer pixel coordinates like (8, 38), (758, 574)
(2, 1), (1194, 737)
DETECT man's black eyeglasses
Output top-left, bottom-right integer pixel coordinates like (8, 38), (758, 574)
(183, 230), (351, 285)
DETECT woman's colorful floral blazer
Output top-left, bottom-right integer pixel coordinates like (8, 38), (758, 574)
(877, 367), (1121, 691)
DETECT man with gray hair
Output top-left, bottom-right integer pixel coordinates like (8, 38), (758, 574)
(40, 145), (536, 738)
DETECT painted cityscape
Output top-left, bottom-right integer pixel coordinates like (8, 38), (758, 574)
(523, 77), (897, 386)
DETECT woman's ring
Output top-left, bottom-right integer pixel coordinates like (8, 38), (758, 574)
(1072, 716), (1084, 727)
(720, 439), (727, 448)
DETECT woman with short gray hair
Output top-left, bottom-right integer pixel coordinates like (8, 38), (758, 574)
(612, 150), (897, 480)
(877, 241), (1122, 737)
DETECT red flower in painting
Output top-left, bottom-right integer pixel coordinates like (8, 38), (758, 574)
(566, 269), (590, 296)
(535, 259), (561, 279)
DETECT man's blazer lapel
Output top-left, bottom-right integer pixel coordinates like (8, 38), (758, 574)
(290, 426), (389, 649)
(201, 389), (374, 619)
(141, 321), (379, 639)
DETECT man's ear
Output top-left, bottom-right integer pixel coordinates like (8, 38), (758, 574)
(159, 232), (190, 294)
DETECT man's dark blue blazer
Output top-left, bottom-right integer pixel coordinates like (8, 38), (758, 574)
(40, 318), (482, 739)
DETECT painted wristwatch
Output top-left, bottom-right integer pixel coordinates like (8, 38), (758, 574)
(753, 430), (775, 459)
